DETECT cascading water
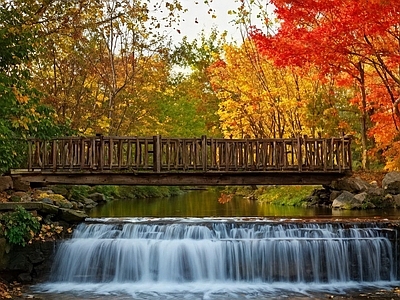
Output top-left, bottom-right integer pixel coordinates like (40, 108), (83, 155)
(39, 218), (399, 299)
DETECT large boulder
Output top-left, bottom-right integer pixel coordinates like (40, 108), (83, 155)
(0, 176), (13, 192)
(331, 177), (371, 193)
(331, 191), (362, 209)
(382, 172), (400, 194)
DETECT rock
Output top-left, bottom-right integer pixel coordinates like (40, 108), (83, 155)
(82, 198), (96, 205)
(18, 272), (32, 283)
(59, 208), (88, 223)
(354, 192), (368, 204)
(331, 191), (361, 209)
(57, 199), (74, 209)
(369, 181), (379, 188)
(12, 177), (31, 192)
(382, 172), (400, 194)
(27, 250), (45, 264)
(10, 192), (31, 202)
(41, 198), (54, 205)
(331, 177), (371, 193)
(87, 192), (106, 203)
(366, 187), (384, 196)
(48, 185), (70, 197)
(9, 195), (22, 202)
(8, 253), (33, 272)
(85, 203), (97, 209)
(0, 176), (13, 191)
(330, 191), (342, 202)
(37, 192), (73, 209)
(393, 194), (400, 207)
(382, 194), (395, 208)
(39, 203), (59, 215)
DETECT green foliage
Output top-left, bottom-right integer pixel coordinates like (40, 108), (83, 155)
(68, 185), (91, 201)
(60, 185), (183, 202)
(256, 186), (317, 206)
(0, 4), (74, 173)
(0, 206), (40, 246)
(92, 185), (120, 201)
(117, 186), (183, 199)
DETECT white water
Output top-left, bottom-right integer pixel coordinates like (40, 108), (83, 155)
(37, 218), (399, 299)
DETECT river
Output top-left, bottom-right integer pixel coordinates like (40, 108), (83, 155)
(28, 189), (400, 300)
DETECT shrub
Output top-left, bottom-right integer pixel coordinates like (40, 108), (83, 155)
(0, 206), (40, 246)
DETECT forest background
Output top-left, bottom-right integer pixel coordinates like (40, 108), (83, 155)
(1, 0), (400, 174)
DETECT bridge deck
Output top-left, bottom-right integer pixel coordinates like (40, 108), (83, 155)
(13, 135), (352, 186)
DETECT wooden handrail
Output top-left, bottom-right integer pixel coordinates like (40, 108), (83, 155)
(26, 135), (352, 173)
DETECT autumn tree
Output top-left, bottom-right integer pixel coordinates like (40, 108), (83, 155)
(250, 0), (400, 170)
(0, 3), (70, 172)
(168, 29), (224, 137)
(207, 40), (351, 139)
(23, 0), (185, 136)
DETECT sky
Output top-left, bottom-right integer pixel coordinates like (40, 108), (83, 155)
(154, 0), (272, 44)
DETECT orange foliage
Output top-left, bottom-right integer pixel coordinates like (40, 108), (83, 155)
(250, 0), (400, 169)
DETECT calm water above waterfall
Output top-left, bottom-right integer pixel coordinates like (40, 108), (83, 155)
(34, 190), (400, 299)
(88, 190), (399, 219)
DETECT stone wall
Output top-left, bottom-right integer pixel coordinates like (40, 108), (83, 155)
(0, 238), (57, 283)
(0, 176), (99, 283)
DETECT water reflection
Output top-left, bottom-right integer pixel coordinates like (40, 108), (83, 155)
(89, 190), (400, 219)
(89, 190), (328, 218)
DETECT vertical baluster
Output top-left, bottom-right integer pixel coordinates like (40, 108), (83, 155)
(201, 135), (207, 172)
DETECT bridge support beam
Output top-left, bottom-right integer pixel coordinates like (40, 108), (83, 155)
(16, 171), (351, 187)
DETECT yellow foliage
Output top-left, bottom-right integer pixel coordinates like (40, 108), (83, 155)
(209, 41), (347, 139)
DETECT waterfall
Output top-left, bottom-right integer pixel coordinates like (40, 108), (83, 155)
(49, 218), (396, 285)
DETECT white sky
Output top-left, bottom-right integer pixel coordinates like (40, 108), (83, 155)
(154, 0), (271, 44)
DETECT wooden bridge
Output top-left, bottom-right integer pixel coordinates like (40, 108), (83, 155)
(12, 135), (352, 186)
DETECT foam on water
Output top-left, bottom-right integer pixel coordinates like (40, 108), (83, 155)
(35, 218), (400, 299)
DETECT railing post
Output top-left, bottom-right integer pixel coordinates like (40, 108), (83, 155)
(100, 135), (105, 171)
(201, 135), (207, 172)
(52, 139), (57, 172)
(153, 135), (161, 173)
(347, 135), (352, 171)
(28, 139), (32, 171)
(297, 135), (302, 172)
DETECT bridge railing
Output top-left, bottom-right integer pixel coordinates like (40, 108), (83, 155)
(26, 135), (352, 173)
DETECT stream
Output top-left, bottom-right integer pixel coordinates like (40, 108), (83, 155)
(29, 190), (400, 299)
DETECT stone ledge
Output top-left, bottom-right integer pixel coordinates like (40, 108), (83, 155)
(0, 202), (43, 211)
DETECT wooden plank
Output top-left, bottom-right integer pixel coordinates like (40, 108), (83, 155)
(201, 135), (207, 172)
(109, 138), (114, 169)
(244, 139), (249, 170)
(20, 171), (350, 186)
(69, 138), (73, 169)
(127, 140), (132, 168)
(52, 140), (57, 172)
(144, 139), (149, 169)
(28, 140), (33, 171)
(99, 135), (104, 171)
(297, 136), (302, 172)
(153, 135), (161, 173)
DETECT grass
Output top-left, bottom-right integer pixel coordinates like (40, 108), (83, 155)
(256, 186), (318, 206)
